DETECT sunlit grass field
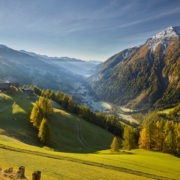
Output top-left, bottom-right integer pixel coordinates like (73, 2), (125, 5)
(0, 92), (180, 180)
(0, 136), (180, 180)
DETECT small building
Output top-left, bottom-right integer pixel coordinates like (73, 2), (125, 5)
(0, 83), (11, 91)
(22, 88), (34, 94)
(0, 82), (19, 92)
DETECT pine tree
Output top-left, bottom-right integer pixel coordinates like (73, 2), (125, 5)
(164, 130), (175, 153)
(38, 96), (47, 115)
(139, 127), (151, 149)
(174, 123), (180, 154)
(154, 120), (164, 151)
(38, 118), (50, 144)
(56, 91), (63, 104)
(30, 102), (42, 129)
(49, 90), (55, 101)
(110, 137), (119, 152)
(163, 121), (171, 152)
(122, 126), (136, 150)
(68, 96), (74, 112)
(38, 96), (53, 116)
(62, 95), (68, 109)
(41, 90), (45, 97)
(163, 121), (175, 153)
(47, 99), (53, 115)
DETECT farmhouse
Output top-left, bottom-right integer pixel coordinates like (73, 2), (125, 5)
(0, 82), (19, 92)
(22, 88), (34, 94)
(0, 83), (11, 91)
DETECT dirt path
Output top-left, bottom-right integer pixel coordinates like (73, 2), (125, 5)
(76, 119), (92, 149)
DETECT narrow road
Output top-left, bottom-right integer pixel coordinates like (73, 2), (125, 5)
(76, 119), (92, 149)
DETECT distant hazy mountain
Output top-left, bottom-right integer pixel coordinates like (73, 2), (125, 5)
(0, 45), (83, 92)
(90, 26), (180, 110)
(20, 50), (102, 76)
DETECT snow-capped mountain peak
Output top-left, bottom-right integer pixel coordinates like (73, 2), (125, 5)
(148, 26), (180, 55)
(152, 26), (180, 39)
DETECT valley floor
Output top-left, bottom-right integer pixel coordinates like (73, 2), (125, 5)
(69, 82), (137, 123)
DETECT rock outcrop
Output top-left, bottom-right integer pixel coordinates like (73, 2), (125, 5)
(0, 166), (41, 180)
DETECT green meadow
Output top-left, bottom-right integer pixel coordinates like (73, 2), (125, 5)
(0, 91), (180, 180)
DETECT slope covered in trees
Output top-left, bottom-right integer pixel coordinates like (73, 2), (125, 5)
(0, 88), (117, 152)
(90, 27), (180, 111)
(26, 85), (141, 151)
(138, 111), (180, 156)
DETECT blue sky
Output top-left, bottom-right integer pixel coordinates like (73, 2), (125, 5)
(0, 0), (180, 61)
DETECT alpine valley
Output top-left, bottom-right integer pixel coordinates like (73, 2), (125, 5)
(0, 26), (180, 180)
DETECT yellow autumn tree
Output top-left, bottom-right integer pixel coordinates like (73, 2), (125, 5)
(38, 96), (53, 116)
(38, 118), (50, 144)
(110, 137), (119, 152)
(68, 96), (74, 112)
(30, 101), (42, 129)
(139, 127), (151, 149)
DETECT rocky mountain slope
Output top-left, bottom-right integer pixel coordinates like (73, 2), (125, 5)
(90, 26), (180, 110)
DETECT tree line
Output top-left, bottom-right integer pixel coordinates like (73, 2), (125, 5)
(24, 85), (180, 156)
(110, 112), (180, 155)
(138, 112), (180, 155)
(24, 85), (137, 141)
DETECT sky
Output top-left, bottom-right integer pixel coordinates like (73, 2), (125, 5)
(0, 0), (180, 61)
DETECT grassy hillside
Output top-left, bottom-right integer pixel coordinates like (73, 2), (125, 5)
(0, 92), (180, 179)
(0, 91), (113, 152)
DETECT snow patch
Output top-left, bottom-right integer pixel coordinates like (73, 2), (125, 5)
(122, 50), (130, 58)
(162, 43), (167, 55)
(149, 43), (154, 61)
(125, 51), (129, 56)
(130, 45), (140, 48)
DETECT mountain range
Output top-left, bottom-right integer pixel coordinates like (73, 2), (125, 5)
(0, 45), (101, 93)
(90, 26), (180, 110)
(1, 26), (180, 111)
(20, 50), (101, 76)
